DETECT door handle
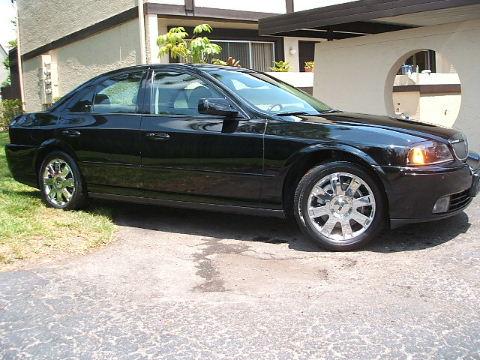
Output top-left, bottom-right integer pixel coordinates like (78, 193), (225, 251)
(61, 129), (81, 138)
(145, 132), (171, 141)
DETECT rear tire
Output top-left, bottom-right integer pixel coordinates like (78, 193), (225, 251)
(39, 151), (86, 210)
(293, 161), (386, 251)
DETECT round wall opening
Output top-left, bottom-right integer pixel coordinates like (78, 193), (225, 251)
(389, 50), (461, 128)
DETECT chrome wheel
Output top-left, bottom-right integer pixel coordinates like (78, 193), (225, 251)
(305, 172), (376, 243)
(42, 158), (76, 207)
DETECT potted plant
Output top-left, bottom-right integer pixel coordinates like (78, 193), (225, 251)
(211, 57), (241, 67)
(304, 61), (314, 72)
(270, 61), (290, 72)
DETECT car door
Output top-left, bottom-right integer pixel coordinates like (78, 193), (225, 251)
(59, 70), (146, 195)
(140, 69), (265, 206)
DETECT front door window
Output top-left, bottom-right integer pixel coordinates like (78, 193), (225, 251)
(151, 72), (223, 116)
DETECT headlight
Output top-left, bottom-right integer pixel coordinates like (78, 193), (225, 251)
(407, 141), (454, 166)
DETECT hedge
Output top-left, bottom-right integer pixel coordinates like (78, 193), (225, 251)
(0, 99), (23, 131)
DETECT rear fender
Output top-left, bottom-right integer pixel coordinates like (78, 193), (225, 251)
(34, 138), (79, 173)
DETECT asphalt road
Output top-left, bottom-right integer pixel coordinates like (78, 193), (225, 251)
(1, 198), (479, 359)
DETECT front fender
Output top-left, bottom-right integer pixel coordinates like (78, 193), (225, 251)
(284, 143), (392, 195)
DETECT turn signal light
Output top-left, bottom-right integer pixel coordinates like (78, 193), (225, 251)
(407, 141), (454, 166)
(409, 148), (426, 165)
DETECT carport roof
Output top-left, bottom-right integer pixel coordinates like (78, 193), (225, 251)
(259, 0), (480, 39)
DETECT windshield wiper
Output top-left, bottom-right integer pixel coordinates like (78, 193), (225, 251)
(275, 111), (311, 116)
(275, 110), (338, 116)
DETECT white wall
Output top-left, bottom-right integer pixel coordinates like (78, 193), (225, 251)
(267, 72), (314, 88)
(314, 19), (480, 150)
(294, 0), (358, 11)
(195, 0), (286, 13)
(148, 0), (185, 4)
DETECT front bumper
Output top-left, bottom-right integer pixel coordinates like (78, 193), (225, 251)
(379, 157), (479, 229)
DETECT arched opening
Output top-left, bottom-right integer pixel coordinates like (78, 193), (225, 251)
(387, 50), (461, 128)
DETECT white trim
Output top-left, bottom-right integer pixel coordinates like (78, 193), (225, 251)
(138, 0), (147, 64)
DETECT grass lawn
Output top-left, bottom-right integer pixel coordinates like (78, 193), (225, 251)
(0, 132), (115, 269)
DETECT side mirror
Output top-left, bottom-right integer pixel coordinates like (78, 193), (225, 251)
(198, 98), (238, 118)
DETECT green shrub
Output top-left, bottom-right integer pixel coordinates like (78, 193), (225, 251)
(0, 99), (23, 130)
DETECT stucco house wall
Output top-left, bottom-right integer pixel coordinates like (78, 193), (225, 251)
(21, 56), (43, 112)
(313, 19), (480, 151)
(17, 0), (136, 55)
(52, 19), (141, 97)
(22, 19), (141, 112)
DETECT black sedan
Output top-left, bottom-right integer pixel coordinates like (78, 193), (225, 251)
(5, 64), (480, 250)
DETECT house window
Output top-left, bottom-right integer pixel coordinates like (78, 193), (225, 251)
(400, 50), (437, 73)
(212, 41), (275, 72)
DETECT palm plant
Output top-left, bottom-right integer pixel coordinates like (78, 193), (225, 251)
(157, 24), (222, 63)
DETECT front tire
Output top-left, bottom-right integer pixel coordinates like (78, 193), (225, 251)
(39, 151), (86, 210)
(293, 161), (386, 251)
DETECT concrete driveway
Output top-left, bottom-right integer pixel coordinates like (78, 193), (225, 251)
(1, 198), (479, 359)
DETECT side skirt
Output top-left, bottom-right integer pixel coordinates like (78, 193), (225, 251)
(88, 192), (286, 219)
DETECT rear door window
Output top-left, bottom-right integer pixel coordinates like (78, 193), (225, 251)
(93, 72), (144, 114)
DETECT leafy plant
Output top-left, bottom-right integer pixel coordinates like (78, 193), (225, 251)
(270, 61), (290, 72)
(2, 57), (11, 87)
(2, 39), (17, 87)
(304, 61), (314, 72)
(157, 24), (222, 63)
(0, 99), (23, 130)
(7, 39), (17, 50)
(211, 57), (241, 67)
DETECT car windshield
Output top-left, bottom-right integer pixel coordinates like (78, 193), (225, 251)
(206, 69), (332, 116)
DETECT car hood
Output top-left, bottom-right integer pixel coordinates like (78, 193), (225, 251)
(296, 111), (461, 142)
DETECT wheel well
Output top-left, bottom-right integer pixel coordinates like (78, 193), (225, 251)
(34, 145), (76, 182)
(282, 150), (389, 216)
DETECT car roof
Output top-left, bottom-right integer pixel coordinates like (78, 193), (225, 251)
(98, 63), (251, 77)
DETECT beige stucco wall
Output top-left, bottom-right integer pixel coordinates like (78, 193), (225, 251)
(314, 19), (480, 150)
(21, 56), (43, 112)
(17, 0), (137, 55)
(22, 19), (141, 112)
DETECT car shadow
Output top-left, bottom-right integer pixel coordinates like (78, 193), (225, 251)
(93, 199), (472, 254)
(367, 212), (471, 253)
(97, 200), (320, 253)
(4, 188), (471, 253)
